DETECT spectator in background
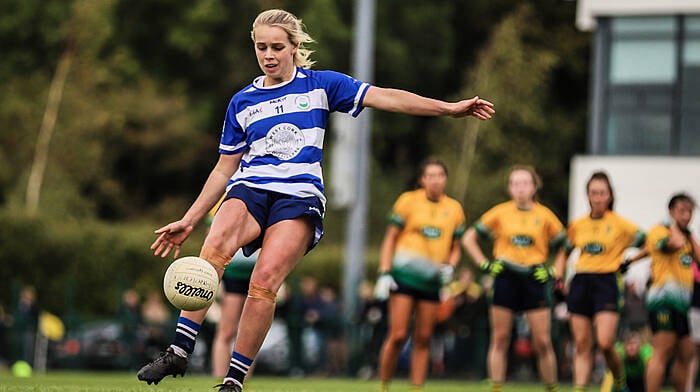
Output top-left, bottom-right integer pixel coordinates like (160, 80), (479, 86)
(142, 290), (172, 352)
(601, 330), (653, 392)
(318, 286), (346, 376)
(622, 280), (649, 334)
(356, 280), (387, 380)
(13, 285), (39, 366)
(299, 275), (323, 373)
(0, 305), (8, 364)
(118, 289), (144, 370)
(439, 267), (488, 378)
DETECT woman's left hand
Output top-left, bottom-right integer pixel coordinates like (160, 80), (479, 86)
(451, 96), (495, 120)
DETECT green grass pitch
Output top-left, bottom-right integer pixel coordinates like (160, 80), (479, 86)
(0, 372), (558, 392)
(0, 372), (680, 392)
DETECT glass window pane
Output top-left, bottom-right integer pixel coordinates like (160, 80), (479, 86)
(610, 40), (676, 83)
(607, 113), (671, 154)
(681, 30), (700, 155)
(685, 41), (700, 64)
(686, 16), (700, 34)
(611, 17), (675, 34)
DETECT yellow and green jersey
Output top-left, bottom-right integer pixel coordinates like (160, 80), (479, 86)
(646, 223), (695, 312)
(566, 211), (645, 273)
(223, 250), (257, 280)
(474, 201), (565, 267)
(389, 189), (466, 291)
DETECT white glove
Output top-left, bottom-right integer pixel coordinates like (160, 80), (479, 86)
(374, 273), (397, 301)
(439, 265), (455, 285)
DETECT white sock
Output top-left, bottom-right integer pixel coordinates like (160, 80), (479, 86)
(169, 344), (188, 358)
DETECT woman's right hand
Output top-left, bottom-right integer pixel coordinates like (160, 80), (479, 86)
(150, 220), (194, 259)
(374, 273), (398, 301)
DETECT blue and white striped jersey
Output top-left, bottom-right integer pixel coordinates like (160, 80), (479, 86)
(220, 68), (370, 207)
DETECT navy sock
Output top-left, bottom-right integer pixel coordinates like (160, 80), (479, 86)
(224, 351), (253, 388)
(171, 316), (201, 355)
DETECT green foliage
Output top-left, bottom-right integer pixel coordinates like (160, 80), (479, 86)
(0, 0), (590, 317)
(0, 210), (207, 317)
(433, 2), (588, 231)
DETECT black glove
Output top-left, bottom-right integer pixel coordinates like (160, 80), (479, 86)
(618, 257), (632, 274)
(553, 278), (566, 302)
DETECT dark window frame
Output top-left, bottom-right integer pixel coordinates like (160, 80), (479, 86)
(589, 15), (700, 156)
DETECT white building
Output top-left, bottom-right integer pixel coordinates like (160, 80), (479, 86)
(570, 1), (700, 229)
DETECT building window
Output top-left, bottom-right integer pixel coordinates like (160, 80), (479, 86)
(593, 15), (700, 156)
(681, 16), (700, 155)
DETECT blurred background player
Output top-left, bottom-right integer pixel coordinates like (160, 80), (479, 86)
(374, 158), (466, 392)
(461, 164), (566, 392)
(644, 193), (700, 392)
(685, 241), (700, 392)
(554, 171), (646, 392)
(211, 250), (257, 377)
(600, 330), (653, 392)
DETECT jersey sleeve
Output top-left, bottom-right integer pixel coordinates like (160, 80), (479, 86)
(218, 97), (248, 155)
(563, 223), (577, 254)
(546, 210), (566, 250)
(317, 70), (370, 117)
(474, 206), (500, 240)
(646, 225), (670, 253)
(621, 218), (646, 248)
(453, 204), (467, 239)
(387, 192), (412, 228)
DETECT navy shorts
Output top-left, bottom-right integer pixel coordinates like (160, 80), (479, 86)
(392, 278), (440, 303)
(648, 307), (690, 336)
(491, 269), (552, 312)
(225, 184), (324, 256)
(222, 276), (250, 295)
(567, 273), (622, 318)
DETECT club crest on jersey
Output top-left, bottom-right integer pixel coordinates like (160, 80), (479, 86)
(680, 253), (693, 267)
(295, 95), (311, 110)
(421, 226), (442, 239)
(266, 123), (305, 160)
(511, 235), (534, 247)
(583, 242), (605, 255)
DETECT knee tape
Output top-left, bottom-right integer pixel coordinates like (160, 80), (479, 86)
(248, 282), (276, 304)
(199, 245), (231, 273)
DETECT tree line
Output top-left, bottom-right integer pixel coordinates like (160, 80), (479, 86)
(0, 0), (590, 317)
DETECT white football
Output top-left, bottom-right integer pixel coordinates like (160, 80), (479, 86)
(163, 256), (219, 311)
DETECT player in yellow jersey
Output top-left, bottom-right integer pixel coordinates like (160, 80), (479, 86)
(462, 165), (565, 392)
(553, 172), (646, 392)
(645, 193), (700, 392)
(375, 158), (466, 392)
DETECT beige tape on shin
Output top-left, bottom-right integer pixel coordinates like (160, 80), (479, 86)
(199, 245), (231, 274)
(248, 282), (276, 304)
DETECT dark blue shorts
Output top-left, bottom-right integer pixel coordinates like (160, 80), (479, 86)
(222, 276), (250, 295)
(648, 307), (690, 336)
(392, 278), (440, 303)
(491, 269), (552, 312)
(567, 273), (622, 318)
(225, 184), (324, 257)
